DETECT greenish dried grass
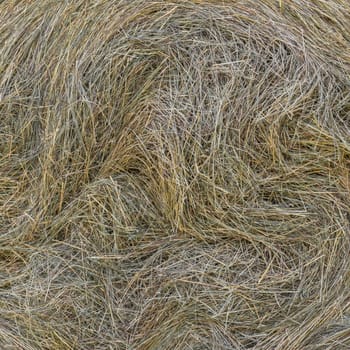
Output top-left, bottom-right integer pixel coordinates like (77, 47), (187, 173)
(1, 0), (350, 349)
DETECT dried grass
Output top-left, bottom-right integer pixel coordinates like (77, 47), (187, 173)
(1, 0), (350, 349)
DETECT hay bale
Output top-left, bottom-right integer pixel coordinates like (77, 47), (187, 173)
(0, 0), (349, 349)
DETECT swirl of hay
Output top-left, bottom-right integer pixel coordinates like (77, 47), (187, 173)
(0, 1), (349, 349)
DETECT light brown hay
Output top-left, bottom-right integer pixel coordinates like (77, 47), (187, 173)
(0, 1), (350, 349)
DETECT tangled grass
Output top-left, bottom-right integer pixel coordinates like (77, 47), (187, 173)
(1, 0), (350, 349)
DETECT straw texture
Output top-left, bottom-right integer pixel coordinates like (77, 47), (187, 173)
(0, 1), (350, 349)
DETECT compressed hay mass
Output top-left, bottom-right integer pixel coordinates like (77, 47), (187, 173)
(0, 0), (350, 349)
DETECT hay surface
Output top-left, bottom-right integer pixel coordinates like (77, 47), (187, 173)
(1, 1), (350, 349)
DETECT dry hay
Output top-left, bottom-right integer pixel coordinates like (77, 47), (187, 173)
(1, 0), (350, 349)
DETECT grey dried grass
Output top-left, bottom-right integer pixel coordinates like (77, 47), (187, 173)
(1, 0), (350, 349)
